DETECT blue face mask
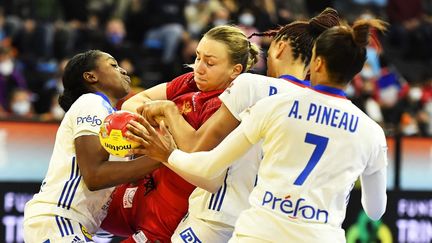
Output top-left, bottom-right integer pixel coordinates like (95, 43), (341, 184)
(107, 33), (124, 45)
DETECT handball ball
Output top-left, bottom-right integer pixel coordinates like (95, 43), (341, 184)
(99, 110), (140, 157)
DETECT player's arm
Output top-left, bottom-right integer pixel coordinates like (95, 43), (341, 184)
(127, 118), (253, 180)
(360, 138), (388, 220)
(360, 167), (387, 220)
(121, 83), (167, 113)
(154, 102), (240, 152)
(75, 135), (161, 191)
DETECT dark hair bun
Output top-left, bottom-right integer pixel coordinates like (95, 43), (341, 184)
(309, 8), (340, 36)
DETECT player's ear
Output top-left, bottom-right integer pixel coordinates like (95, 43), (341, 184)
(230, 63), (243, 79)
(275, 40), (287, 59)
(313, 56), (324, 73)
(83, 71), (98, 84)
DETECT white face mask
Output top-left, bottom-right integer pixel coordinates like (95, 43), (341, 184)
(213, 19), (228, 26)
(239, 13), (255, 27)
(51, 103), (65, 120)
(0, 59), (14, 76)
(360, 67), (375, 79)
(11, 101), (31, 115)
(408, 87), (422, 101)
(345, 83), (355, 97)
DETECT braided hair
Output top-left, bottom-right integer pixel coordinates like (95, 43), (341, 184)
(251, 8), (340, 66)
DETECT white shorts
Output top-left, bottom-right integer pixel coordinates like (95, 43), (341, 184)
(171, 213), (234, 243)
(24, 215), (95, 243)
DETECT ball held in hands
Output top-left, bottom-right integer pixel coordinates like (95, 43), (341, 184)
(99, 110), (140, 157)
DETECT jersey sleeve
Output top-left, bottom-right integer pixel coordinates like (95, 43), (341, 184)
(363, 127), (388, 175)
(70, 95), (112, 139)
(219, 73), (257, 121)
(238, 96), (275, 144)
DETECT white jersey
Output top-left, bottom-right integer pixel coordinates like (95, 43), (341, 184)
(188, 73), (308, 226)
(24, 93), (116, 234)
(232, 86), (387, 242)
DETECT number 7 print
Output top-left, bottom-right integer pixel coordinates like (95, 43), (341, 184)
(293, 133), (329, 186)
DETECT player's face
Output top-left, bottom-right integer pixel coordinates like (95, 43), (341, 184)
(93, 52), (131, 100)
(193, 37), (241, 92)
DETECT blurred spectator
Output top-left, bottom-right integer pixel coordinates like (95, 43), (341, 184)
(237, 0), (278, 31)
(237, 8), (266, 73)
(275, 0), (308, 25)
(387, 0), (432, 60)
(397, 84), (427, 136)
(0, 45), (27, 111)
(184, 0), (223, 38)
(8, 88), (35, 119)
(141, 0), (186, 65)
(103, 18), (135, 60)
(39, 94), (64, 121)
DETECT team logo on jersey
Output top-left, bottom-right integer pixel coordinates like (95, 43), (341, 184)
(123, 187), (138, 208)
(76, 115), (102, 127)
(179, 101), (192, 115)
(262, 191), (329, 223)
(72, 236), (85, 243)
(80, 224), (93, 242)
(179, 227), (202, 243)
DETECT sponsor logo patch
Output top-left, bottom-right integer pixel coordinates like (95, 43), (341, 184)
(123, 187), (138, 208)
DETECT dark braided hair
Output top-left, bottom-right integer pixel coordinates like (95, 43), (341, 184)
(58, 50), (104, 112)
(251, 8), (340, 66)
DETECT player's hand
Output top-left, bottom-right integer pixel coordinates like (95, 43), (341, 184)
(137, 100), (177, 126)
(125, 116), (177, 162)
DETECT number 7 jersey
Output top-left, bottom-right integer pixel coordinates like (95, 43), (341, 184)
(235, 84), (387, 242)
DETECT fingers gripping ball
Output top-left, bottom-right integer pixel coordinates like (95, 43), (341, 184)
(99, 111), (140, 157)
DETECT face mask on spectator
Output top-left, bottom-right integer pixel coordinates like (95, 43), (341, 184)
(0, 59), (14, 76)
(239, 13), (255, 27)
(213, 18), (228, 26)
(408, 87), (422, 101)
(360, 66), (375, 80)
(107, 33), (124, 45)
(51, 103), (65, 120)
(11, 100), (31, 115)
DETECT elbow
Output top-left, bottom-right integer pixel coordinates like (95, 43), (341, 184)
(364, 196), (387, 221)
(83, 176), (107, 191)
(201, 184), (221, 194)
(367, 209), (385, 221)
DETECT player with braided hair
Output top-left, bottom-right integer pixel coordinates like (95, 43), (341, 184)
(131, 17), (388, 243)
(128, 8), (341, 243)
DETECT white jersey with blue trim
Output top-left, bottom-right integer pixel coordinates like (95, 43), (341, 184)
(232, 86), (387, 242)
(188, 73), (306, 226)
(24, 93), (117, 234)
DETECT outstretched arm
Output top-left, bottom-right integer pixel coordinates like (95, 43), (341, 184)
(360, 167), (387, 220)
(127, 118), (253, 181)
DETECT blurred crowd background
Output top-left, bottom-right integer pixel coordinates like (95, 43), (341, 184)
(0, 0), (432, 137)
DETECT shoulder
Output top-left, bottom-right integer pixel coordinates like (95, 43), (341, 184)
(69, 93), (112, 115)
(167, 72), (196, 96)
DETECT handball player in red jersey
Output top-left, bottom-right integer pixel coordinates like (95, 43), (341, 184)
(100, 25), (260, 242)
